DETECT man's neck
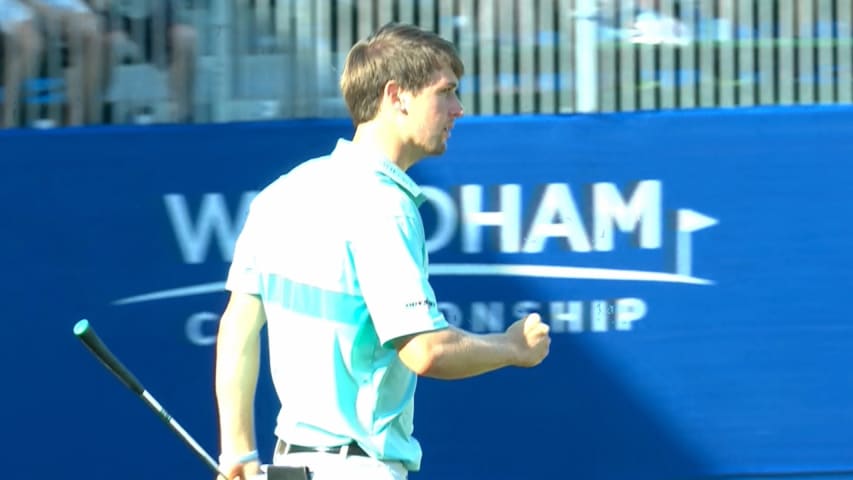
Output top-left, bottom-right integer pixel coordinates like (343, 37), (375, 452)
(351, 120), (419, 171)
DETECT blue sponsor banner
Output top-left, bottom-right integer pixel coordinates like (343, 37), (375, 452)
(2, 107), (852, 480)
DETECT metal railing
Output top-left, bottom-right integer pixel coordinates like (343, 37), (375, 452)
(1, 0), (850, 128)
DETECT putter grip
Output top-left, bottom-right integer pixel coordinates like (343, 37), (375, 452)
(73, 319), (145, 395)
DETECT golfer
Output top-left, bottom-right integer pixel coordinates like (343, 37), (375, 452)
(214, 22), (551, 480)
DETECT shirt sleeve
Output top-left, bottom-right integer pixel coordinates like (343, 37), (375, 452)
(349, 210), (449, 348)
(225, 203), (262, 295)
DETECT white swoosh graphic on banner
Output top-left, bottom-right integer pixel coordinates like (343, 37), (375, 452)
(112, 264), (713, 306)
(429, 264), (712, 284)
(113, 282), (227, 305)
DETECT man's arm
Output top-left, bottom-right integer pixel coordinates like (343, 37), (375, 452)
(214, 292), (266, 477)
(348, 209), (550, 379)
(395, 313), (551, 380)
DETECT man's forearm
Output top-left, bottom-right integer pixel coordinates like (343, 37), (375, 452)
(415, 326), (517, 380)
(215, 320), (261, 455)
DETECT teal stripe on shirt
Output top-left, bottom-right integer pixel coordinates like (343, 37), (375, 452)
(260, 274), (368, 325)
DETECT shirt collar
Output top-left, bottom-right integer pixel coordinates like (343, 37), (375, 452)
(331, 139), (426, 206)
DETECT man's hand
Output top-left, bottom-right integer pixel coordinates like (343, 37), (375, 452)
(505, 313), (551, 367)
(219, 460), (261, 480)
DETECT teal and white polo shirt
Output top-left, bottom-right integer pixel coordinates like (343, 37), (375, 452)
(225, 139), (449, 471)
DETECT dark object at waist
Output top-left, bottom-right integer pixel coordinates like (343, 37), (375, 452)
(284, 441), (369, 457)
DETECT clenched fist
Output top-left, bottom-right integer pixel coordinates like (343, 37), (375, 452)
(218, 461), (260, 480)
(505, 313), (551, 367)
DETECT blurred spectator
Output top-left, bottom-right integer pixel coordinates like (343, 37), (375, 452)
(593, 0), (694, 45)
(29, 0), (104, 125)
(630, 0), (693, 45)
(98, 0), (197, 122)
(1, 0), (42, 127)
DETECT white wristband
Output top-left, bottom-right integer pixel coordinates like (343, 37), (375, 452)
(219, 449), (259, 466)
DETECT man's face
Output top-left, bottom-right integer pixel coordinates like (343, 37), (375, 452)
(402, 67), (464, 157)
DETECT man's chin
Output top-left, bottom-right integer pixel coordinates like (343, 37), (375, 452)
(425, 143), (447, 157)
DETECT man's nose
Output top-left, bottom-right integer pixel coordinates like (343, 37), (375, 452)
(452, 98), (464, 118)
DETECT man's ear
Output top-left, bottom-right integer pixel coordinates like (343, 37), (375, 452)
(384, 81), (409, 114)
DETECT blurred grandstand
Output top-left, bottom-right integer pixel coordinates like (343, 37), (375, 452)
(0, 0), (850, 127)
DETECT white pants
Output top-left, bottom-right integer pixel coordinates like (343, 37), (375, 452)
(0, 0), (32, 33)
(0, 0), (90, 32)
(34, 0), (91, 13)
(270, 441), (408, 480)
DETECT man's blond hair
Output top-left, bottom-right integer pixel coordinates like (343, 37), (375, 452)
(340, 23), (464, 125)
